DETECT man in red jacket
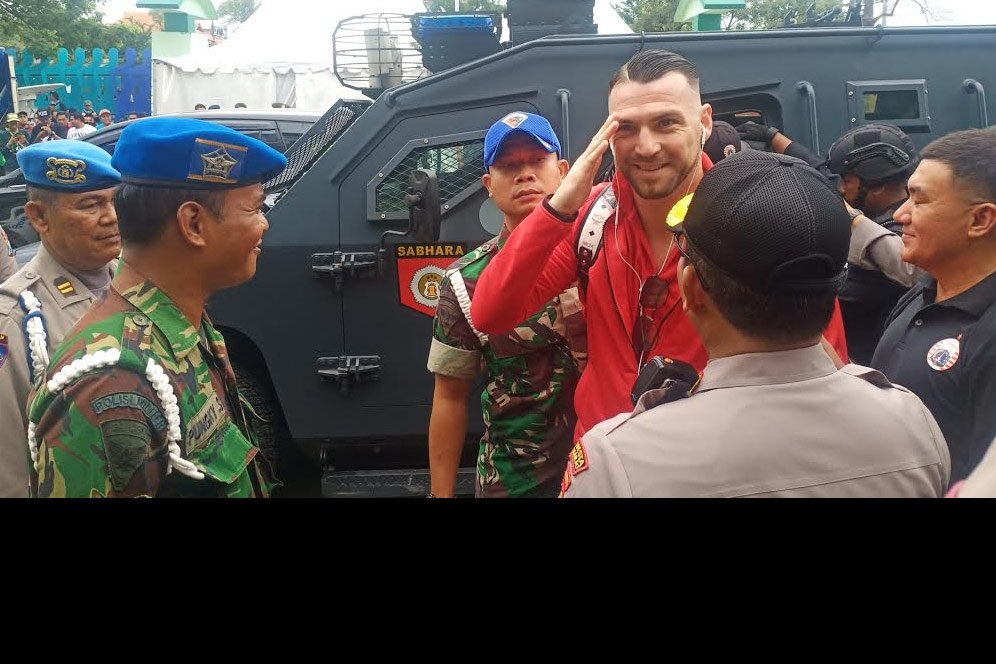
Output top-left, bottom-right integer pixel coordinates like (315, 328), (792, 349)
(472, 49), (849, 438)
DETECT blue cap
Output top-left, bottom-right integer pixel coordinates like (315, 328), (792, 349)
(17, 140), (121, 193)
(484, 112), (561, 169)
(111, 117), (288, 189)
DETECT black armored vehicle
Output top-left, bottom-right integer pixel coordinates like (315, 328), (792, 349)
(207, 3), (995, 496)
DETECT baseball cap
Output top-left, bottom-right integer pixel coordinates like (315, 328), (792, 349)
(703, 121), (742, 164)
(484, 112), (561, 169)
(679, 150), (849, 295)
(99, 108), (112, 116)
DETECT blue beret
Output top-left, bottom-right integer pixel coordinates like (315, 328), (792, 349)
(17, 140), (121, 193)
(111, 117), (288, 189)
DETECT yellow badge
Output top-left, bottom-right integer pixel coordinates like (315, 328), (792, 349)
(569, 440), (589, 476)
(665, 192), (694, 230)
(53, 276), (75, 297)
(45, 157), (87, 186)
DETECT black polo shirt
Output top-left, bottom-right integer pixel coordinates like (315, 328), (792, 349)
(872, 269), (996, 482)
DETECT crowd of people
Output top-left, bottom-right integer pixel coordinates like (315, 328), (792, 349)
(0, 91), (144, 175)
(0, 49), (993, 498)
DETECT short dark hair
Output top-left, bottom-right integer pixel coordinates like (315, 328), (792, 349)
(114, 183), (226, 245)
(194, 103), (206, 110)
(26, 186), (57, 206)
(17, 111), (27, 117)
(235, 102), (247, 108)
(685, 241), (836, 343)
(609, 49), (700, 93)
(920, 127), (996, 203)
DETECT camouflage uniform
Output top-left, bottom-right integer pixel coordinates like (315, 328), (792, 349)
(428, 230), (586, 497)
(27, 262), (276, 498)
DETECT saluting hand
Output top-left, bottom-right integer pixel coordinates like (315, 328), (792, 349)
(549, 114), (619, 218)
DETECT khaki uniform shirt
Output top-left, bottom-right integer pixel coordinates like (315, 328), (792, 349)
(562, 345), (950, 498)
(0, 245), (115, 496)
(954, 435), (996, 497)
(849, 214), (925, 288)
(0, 227), (15, 283)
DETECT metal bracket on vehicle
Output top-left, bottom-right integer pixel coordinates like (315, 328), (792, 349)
(311, 251), (378, 292)
(316, 355), (381, 395)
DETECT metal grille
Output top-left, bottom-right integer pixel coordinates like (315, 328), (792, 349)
(265, 99), (370, 191)
(376, 140), (485, 214)
(333, 13), (427, 93)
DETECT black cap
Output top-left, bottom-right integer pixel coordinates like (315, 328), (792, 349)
(683, 150), (849, 295)
(827, 123), (918, 183)
(703, 121), (742, 164)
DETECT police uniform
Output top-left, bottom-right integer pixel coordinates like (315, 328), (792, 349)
(0, 141), (120, 497)
(872, 270), (996, 483)
(0, 226), (14, 282)
(26, 118), (288, 498)
(562, 151), (950, 498)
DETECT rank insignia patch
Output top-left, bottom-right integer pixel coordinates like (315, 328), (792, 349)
(568, 439), (589, 477)
(0, 333), (8, 370)
(396, 243), (465, 317)
(54, 277), (75, 297)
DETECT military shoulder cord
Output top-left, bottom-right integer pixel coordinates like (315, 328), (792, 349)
(18, 291), (49, 383)
(27, 348), (205, 482)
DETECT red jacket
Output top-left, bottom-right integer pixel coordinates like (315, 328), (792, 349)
(472, 156), (849, 437)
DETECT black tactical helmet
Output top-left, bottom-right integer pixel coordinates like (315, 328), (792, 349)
(827, 123), (918, 184)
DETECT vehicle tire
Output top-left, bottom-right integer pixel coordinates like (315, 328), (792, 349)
(231, 358), (290, 476)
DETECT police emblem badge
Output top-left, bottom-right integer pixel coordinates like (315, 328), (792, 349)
(189, 138), (246, 184)
(395, 243), (465, 317)
(45, 157), (87, 185)
(927, 337), (960, 372)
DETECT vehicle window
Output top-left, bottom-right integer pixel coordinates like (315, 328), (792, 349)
(257, 128), (284, 152)
(278, 121), (314, 152)
(376, 139), (485, 215)
(862, 90), (920, 121)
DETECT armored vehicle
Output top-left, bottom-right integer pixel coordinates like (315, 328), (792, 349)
(202, 9), (994, 496)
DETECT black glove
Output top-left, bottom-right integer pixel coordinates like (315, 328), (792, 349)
(736, 121), (780, 145)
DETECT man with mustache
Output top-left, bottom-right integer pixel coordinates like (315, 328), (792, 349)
(471, 50), (849, 438)
(0, 141), (121, 497)
(427, 112), (585, 498)
(26, 118), (286, 498)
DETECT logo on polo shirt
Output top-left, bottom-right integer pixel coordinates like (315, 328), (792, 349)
(927, 337), (960, 371)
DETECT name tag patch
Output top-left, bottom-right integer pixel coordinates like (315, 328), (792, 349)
(91, 392), (166, 432)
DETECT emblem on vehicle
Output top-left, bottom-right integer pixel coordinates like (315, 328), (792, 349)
(395, 243), (466, 317)
(926, 337), (960, 372)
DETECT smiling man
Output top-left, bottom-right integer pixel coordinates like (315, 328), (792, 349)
(471, 50), (850, 439)
(871, 127), (996, 483)
(427, 112), (586, 498)
(26, 118), (287, 498)
(0, 140), (121, 497)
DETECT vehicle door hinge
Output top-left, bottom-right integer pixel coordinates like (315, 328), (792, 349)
(311, 251), (378, 292)
(317, 355), (381, 395)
